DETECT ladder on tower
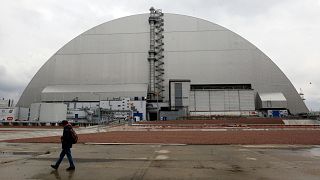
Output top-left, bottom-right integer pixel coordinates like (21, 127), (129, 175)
(147, 7), (165, 101)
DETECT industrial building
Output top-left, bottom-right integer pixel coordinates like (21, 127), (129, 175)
(15, 8), (308, 123)
(0, 98), (15, 121)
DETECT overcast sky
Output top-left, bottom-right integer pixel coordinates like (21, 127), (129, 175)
(0, 0), (319, 111)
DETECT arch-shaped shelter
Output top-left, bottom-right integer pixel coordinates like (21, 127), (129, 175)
(17, 13), (308, 115)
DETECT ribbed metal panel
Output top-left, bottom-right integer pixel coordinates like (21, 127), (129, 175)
(239, 91), (255, 110)
(257, 92), (287, 109)
(195, 91), (209, 111)
(210, 91), (225, 111)
(227, 91), (240, 111)
(189, 91), (196, 111)
(192, 90), (254, 112)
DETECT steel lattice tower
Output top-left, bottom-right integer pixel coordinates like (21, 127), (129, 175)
(148, 7), (165, 101)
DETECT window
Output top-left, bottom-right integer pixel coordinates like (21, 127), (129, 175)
(9, 110), (13, 113)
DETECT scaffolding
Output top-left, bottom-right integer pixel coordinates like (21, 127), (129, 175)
(148, 7), (165, 101)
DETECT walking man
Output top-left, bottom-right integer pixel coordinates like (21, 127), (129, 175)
(51, 120), (76, 171)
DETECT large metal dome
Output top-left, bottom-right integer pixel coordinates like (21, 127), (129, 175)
(17, 13), (308, 114)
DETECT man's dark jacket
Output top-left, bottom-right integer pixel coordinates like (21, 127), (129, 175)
(61, 124), (73, 149)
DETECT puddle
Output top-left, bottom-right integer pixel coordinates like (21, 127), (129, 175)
(309, 148), (320, 157)
(155, 155), (169, 160)
(238, 148), (250, 151)
(298, 147), (320, 158)
(155, 150), (170, 154)
(0, 151), (45, 157)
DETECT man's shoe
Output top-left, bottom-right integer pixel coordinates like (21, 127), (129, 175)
(51, 165), (58, 170)
(66, 166), (75, 171)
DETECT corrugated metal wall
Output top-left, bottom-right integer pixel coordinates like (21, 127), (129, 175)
(189, 90), (254, 112)
(239, 91), (255, 110)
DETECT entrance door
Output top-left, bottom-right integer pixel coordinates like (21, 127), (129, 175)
(149, 112), (157, 121)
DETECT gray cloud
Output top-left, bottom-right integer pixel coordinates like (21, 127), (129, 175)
(0, 65), (27, 101)
(0, 66), (26, 90)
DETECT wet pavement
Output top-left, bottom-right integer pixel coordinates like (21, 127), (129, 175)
(0, 143), (320, 180)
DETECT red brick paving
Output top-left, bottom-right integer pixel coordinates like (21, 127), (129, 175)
(3, 130), (320, 145)
(3, 118), (319, 145)
(137, 118), (284, 125)
(137, 125), (320, 129)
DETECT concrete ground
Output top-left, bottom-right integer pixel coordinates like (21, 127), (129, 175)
(283, 119), (320, 125)
(1, 143), (320, 180)
(0, 125), (108, 141)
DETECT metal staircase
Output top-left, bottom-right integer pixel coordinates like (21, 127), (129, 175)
(148, 7), (165, 101)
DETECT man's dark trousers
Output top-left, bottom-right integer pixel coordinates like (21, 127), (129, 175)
(55, 148), (75, 168)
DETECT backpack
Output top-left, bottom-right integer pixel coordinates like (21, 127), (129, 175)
(70, 128), (78, 144)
